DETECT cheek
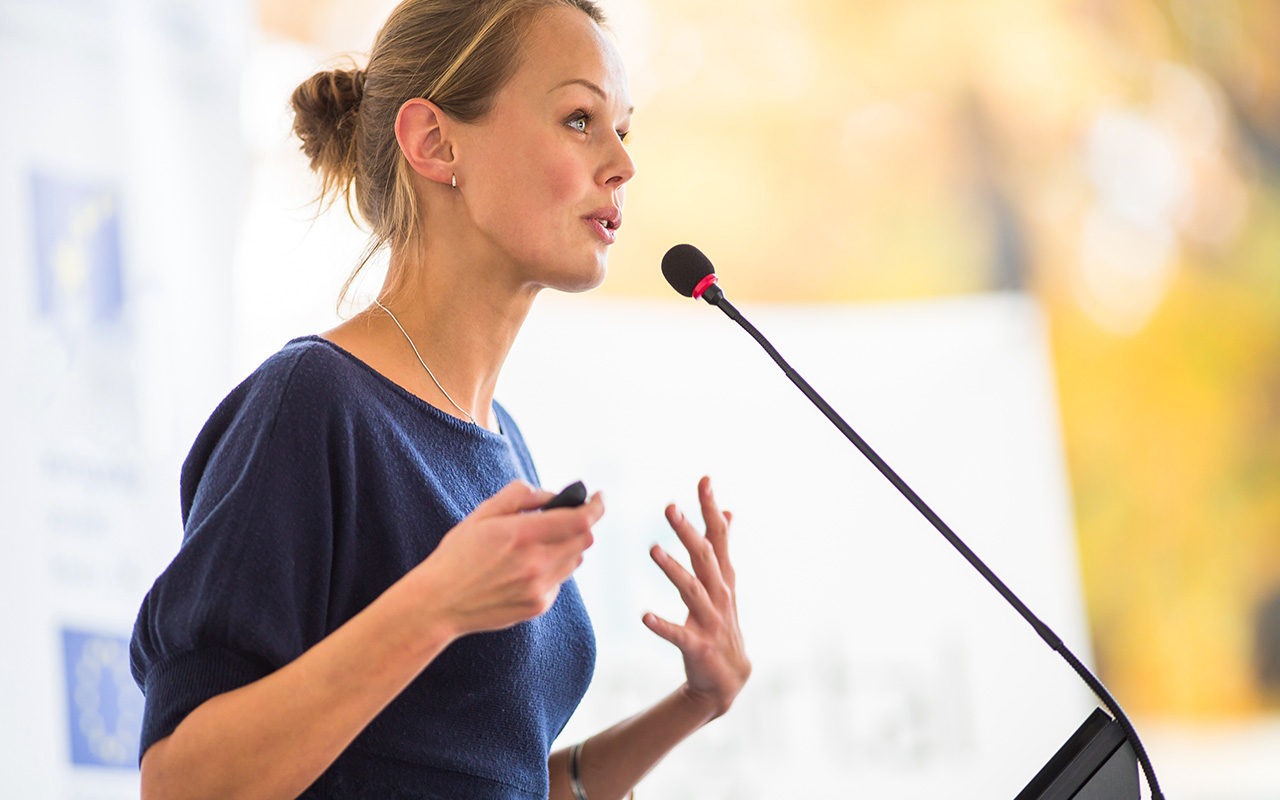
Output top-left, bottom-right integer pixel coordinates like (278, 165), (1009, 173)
(497, 146), (591, 256)
(493, 126), (575, 193)
(535, 148), (588, 209)
(468, 130), (595, 258)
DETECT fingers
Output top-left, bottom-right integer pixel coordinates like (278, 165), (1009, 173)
(697, 476), (725, 535)
(666, 475), (737, 602)
(472, 480), (554, 518)
(545, 548), (586, 587)
(474, 481), (603, 542)
(463, 486), (600, 599)
(698, 477), (736, 591)
(526, 491), (605, 543)
(664, 505), (729, 607)
(651, 542), (722, 627)
(642, 611), (688, 649)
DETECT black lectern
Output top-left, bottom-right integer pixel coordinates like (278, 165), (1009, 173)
(1017, 708), (1140, 799)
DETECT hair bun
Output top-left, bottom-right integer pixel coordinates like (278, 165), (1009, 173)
(290, 67), (364, 184)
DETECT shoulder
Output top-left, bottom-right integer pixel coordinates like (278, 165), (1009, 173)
(256, 335), (363, 394)
(179, 337), (369, 512)
(222, 336), (371, 421)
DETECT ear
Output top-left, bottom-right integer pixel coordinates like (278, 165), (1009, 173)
(395, 98), (456, 186)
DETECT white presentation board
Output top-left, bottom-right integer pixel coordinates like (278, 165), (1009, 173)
(499, 291), (1096, 799)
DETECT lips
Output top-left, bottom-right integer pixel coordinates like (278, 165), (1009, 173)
(584, 206), (622, 243)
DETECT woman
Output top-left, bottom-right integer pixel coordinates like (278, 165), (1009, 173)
(129, 1), (751, 798)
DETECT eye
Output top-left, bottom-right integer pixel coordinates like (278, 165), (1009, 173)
(617, 130), (631, 146)
(567, 111), (590, 134)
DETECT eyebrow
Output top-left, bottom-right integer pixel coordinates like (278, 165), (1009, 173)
(550, 78), (634, 115)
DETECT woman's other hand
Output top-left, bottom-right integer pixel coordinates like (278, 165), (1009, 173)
(410, 480), (603, 638)
(644, 476), (751, 721)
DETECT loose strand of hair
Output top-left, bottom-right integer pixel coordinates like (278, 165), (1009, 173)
(335, 155), (420, 314)
(424, 0), (531, 103)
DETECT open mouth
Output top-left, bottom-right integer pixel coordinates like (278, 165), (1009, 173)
(584, 209), (622, 243)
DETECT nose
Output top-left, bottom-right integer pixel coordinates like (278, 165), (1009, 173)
(603, 134), (636, 188)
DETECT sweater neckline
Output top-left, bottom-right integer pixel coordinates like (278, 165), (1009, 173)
(291, 334), (510, 443)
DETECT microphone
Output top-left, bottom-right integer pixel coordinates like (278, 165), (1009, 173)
(662, 243), (1162, 800)
(661, 244), (721, 302)
(660, 243), (734, 319)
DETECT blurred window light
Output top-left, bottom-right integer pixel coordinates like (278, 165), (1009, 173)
(1085, 109), (1187, 227)
(1150, 62), (1225, 157)
(1077, 107), (1190, 333)
(1146, 62), (1250, 251)
(1074, 208), (1177, 336)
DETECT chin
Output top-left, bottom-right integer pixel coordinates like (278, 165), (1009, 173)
(543, 258), (607, 294)
(556, 273), (606, 294)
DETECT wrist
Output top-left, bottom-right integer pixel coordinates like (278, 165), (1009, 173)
(384, 564), (462, 659)
(675, 682), (723, 726)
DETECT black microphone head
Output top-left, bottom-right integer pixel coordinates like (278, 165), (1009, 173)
(662, 244), (716, 298)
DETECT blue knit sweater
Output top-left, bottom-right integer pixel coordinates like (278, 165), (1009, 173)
(130, 336), (596, 799)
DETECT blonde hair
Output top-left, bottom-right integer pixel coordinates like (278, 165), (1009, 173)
(290, 0), (607, 307)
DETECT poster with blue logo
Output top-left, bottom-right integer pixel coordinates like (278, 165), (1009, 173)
(27, 168), (138, 451)
(30, 173), (124, 331)
(61, 629), (143, 768)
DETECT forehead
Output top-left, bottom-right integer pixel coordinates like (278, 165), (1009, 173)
(504, 5), (631, 110)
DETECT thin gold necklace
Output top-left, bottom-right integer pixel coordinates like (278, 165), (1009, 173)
(373, 299), (478, 426)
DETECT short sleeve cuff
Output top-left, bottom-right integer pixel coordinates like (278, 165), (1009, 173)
(137, 647), (274, 763)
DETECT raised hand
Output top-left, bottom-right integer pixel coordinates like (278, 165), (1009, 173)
(643, 476), (751, 720)
(410, 480), (603, 637)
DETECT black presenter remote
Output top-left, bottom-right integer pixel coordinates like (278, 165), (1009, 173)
(541, 481), (587, 510)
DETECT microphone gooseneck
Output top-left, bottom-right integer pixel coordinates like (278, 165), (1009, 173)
(662, 244), (1163, 800)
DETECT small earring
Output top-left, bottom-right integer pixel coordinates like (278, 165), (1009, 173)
(451, 174), (457, 189)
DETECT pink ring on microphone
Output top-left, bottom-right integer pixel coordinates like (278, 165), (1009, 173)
(692, 274), (719, 300)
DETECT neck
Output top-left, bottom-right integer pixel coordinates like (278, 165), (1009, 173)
(374, 237), (539, 432)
